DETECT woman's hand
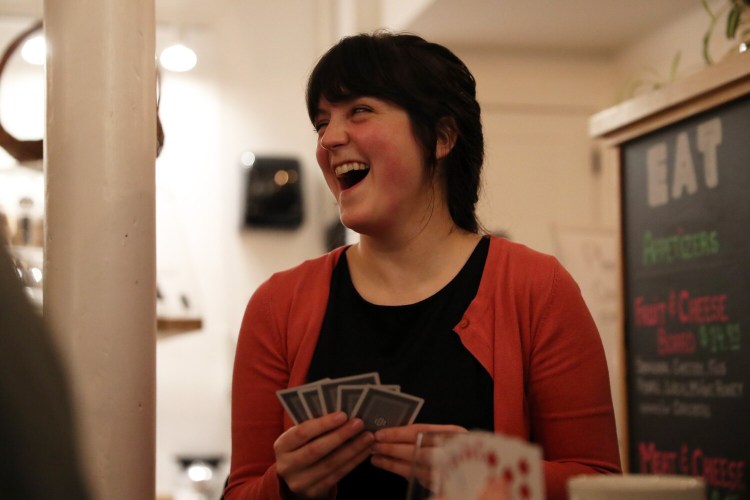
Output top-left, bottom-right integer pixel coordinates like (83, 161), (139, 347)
(369, 423), (466, 481)
(274, 411), (374, 499)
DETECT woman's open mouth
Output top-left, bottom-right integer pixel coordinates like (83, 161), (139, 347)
(335, 162), (370, 189)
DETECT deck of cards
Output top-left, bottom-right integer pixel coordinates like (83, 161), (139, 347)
(276, 372), (424, 431)
(429, 431), (545, 500)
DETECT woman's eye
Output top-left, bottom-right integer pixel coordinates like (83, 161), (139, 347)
(352, 105), (372, 115)
(314, 121), (328, 134)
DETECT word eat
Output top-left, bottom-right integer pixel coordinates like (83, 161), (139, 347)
(646, 117), (722, 207)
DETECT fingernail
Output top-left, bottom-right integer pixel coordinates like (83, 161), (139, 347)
(332, 411), (347, 424)
(349, 418), (364, 431)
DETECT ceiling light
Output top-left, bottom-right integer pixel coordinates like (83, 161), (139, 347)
(21, 35), (46, 66)
(159, 43), (197, 72)
(240, 151), (256, 168)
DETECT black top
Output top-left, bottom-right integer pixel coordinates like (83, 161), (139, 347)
(307, 236), (494, 499)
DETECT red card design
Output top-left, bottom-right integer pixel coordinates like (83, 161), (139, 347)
(430, 431), (544, 500)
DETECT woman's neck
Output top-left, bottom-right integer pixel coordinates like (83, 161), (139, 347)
(346, 224), (483, 306)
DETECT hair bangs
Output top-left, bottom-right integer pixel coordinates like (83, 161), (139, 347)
(306, 36), (399, 122)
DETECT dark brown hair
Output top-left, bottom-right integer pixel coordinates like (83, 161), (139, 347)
(306, 31), (484, 233)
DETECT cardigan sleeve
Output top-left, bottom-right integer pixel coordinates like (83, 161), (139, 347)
(223, 250), (341, 500)
(224, 279), (289, 500)
(528, 258), (622, 499)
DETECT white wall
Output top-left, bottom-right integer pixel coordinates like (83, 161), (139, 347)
(213, 2), (335, 340)
(153, 2), (337, 495)
(154, 29), (231, 495)
(459, 49), (621, 251)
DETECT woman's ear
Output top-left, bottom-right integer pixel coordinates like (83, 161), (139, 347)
(435, 117), (458, 161)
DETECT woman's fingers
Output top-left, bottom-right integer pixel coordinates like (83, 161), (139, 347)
(275, 415), (375, 498)
(274, 411), (349, 455)
(370, 451), (413, 479)
(371, 439), (434, 480)
(275, 415), (360, 473)
(371, 442), (415, 463)
(371, 424), (467, 481)
(374, 423), (466, 444)
(300, 432), (375, 497)
(276, 419), (470, 496)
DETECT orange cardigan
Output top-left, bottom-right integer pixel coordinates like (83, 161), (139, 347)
(225, 237), (621, 499)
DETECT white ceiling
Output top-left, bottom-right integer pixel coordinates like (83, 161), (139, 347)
(0, 0), (699, 54)
(409, 0), (699, 55)
(0, 0), (38, 18)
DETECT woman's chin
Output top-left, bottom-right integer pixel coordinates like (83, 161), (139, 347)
(338, 215), (362, 233)
(338, 212), (373, 236)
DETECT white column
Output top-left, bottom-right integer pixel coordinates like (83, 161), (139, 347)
(43, 1), (157, 499)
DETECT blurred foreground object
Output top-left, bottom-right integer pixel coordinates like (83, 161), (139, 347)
(407, 431), (544, 500)
(0, 237), (91, 499)
(568, 474), (705, 500)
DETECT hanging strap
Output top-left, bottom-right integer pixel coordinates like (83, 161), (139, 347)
(0, 20), (165, 167)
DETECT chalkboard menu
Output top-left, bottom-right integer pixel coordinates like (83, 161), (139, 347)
(622, 93), (750, 499)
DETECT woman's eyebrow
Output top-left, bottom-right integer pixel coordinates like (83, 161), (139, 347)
(312, 108), (328, 120)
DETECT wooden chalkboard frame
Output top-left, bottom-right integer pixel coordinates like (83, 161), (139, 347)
(590, 52), (750, 490)
(590, 54), (750, 145)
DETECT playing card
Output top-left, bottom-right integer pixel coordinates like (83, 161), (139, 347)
(319, 372), (381, 414)
(299, 384), (326, 419)
(276, 386), (311, 425)
(275, 379), (329, 424)
(431, 431), (545, 500)
(337, 385), (367, 416)
(487, 434), (544, 500)
(275, 372), (414, 431)
(350, 386), (424, 431)
(337, 384), (400, 415)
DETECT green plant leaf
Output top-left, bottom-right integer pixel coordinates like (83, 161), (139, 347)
(669, 51), (682, 80)
(703, 30), (714, 65)
(703, 0), (717, 20)
(727, 4), (742, 38)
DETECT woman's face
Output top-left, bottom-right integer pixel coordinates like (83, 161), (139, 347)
(314, 96), (438, 238)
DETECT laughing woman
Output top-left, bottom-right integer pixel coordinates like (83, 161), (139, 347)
(224, 32), (621, 500)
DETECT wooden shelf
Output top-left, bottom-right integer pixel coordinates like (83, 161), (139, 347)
(157, 317), (203, 337)
(590, 52), (750, 144)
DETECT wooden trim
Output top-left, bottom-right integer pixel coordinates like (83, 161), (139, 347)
(589, 52), (750, 144)
(157, 317), (203, 333)
(614, 151), (629, 472)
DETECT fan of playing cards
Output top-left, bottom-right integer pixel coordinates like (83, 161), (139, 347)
(422, 431), (545, 500)
(276, 372), (424, 431)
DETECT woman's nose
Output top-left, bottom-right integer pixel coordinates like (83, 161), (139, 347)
(318, 119), (348, 152)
